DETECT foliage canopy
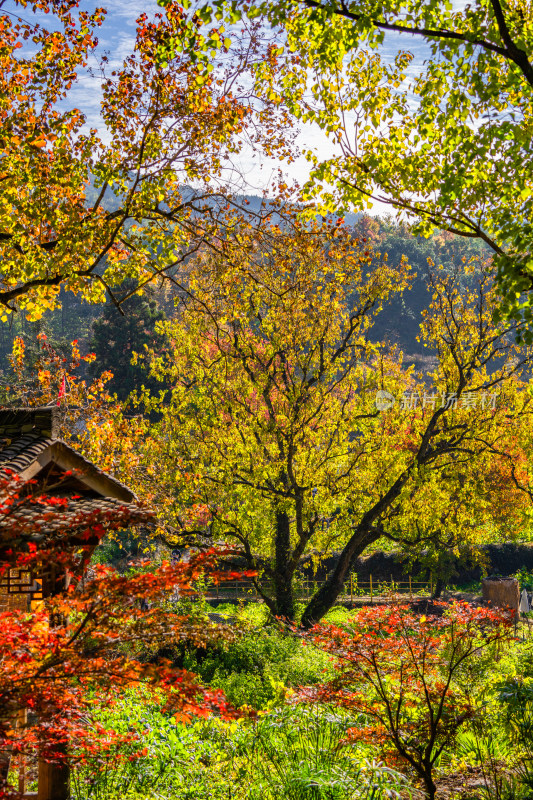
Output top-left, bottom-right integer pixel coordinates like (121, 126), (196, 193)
(249, 0), (533, 331)
(125, 220), (533, 624)
(0, 0), (282, 319)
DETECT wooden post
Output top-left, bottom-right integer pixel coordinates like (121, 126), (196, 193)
(350, 574), (353, 605)
(370, 574), (373, 604)
(37, 570), (70, 800)
(430, 572), (433, 596)
(38, 756), (70, 800)
(409, 575), (412, 602)
(18, 754), (25, 797)
(17, 708), (27, 796)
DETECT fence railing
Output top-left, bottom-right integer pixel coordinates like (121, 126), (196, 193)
(205, 575), (434, 603)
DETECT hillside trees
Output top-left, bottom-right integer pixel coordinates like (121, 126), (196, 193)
(251, 0), (533, 330)
(349, 217), (488, 366)
(131, 222), (533, 625)
(0, 0), (286, 320)
(88, 282), (168, 400)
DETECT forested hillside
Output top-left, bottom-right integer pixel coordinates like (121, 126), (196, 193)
(0, 212), (486, 393)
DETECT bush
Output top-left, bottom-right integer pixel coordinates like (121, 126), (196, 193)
(71, 691), (248, 800)
(183, 624), (331, 709)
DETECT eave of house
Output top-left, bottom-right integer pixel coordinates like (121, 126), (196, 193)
(0, 434), (136, 502)
(18, 441), (136, 502)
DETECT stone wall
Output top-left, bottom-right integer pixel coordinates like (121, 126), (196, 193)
(298, 542), (533, 584)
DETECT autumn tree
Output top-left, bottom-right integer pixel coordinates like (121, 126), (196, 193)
(0, 470), (249, 798)
(126, 221), (533, 626)
(246, 0), (533, 330)
(0, 0), (287, 320)
(303, 603), (513, 800)
(136, 221), (409, 620)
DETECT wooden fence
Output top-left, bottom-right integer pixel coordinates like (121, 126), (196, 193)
(206, 575), (434, 603)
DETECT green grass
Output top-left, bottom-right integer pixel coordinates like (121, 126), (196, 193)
(70, 691), (412, 800)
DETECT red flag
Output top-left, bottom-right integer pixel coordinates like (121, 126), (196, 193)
(57, 375), (66, 406)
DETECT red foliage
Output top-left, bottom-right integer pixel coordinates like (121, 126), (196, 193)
(0, 473), (253, 798)
(299, 603), (514, 799)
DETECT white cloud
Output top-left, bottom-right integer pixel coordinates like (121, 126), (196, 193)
(106, 0), (161, 22)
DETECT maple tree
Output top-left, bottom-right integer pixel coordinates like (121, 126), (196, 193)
(0, 0), (286, 321)
(302, 602), (514, 800)
(123, 221), (533, 626)
(0, 470), (250, 799)
(247, 0), (533, 332)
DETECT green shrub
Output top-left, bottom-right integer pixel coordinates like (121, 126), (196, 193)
(513, 567), (533, 592)
(71, 691), (247, 800)
(183, 626), (331, 709)
(434, 639), (533, 799)
(496, 679), (533, 792)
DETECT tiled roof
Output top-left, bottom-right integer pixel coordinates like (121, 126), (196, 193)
(0, 431), (137, 503)
(49, 440), (140, 502)
(0, 409), (152, 574)
(0, 407), (59, 439)
(0, 495), (150, 536)
(0, 433), (53, 473)
(0, 406), (148, 506)
(0, 495), (152, 579)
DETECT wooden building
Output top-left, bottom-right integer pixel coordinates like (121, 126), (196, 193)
(0, 407), (149, 799)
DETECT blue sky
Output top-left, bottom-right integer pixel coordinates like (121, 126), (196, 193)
(8, 0), (432, 209)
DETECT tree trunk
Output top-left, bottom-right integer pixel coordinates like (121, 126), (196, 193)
(422, 768), (437, 800)
(273, 509), (295, 620)
(300, 527), (380, 628)
(300, 470), (416, 627)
